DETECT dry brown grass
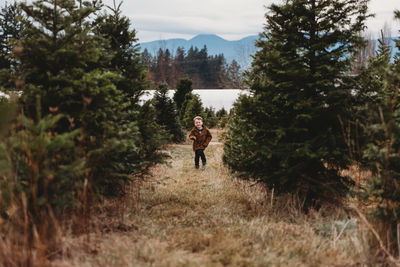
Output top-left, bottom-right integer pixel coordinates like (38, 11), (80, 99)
(50, 129), (371, 266)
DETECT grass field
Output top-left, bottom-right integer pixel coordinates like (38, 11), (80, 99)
(53, 129), (373, 266)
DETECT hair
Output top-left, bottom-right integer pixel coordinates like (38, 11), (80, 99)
(193, 116), (203, 122)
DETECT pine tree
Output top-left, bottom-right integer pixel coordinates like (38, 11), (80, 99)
(92, 0), (149, 99)
(355, 31), (393, 118)
(17, 0), (108, 122)
(144, 45), (234, 89)
(216, 107), (229, 128)
(179, 92), (194, 122)
(0, 111), (85, 254)
(203, 107), (218, 128)
(174, 77), (193, 115)
(142, 48), (153, 66)
(224, 0), (370, 205)
(0, 0), (22, 70)
(183, 94), (204, 129)
(173, 47), (185, 86)
(226, 60), (242, 88)
(152, 82), (184, 143)
(198, 45), (209, 88)
(164, 48), (172, 85)
(154, 48), (162, 81)
(344, 31), (394, 177)
(355, 14), (400, 256)
(89, 0), (167, 193)
(216, 107), (228, 119)
(0, 0), (23, 89)
(14, 0), (166, 196)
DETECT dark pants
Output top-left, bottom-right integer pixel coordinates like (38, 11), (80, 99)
(195, 149), (206, 167)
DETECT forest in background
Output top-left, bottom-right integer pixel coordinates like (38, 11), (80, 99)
(142, 46), (243, 89)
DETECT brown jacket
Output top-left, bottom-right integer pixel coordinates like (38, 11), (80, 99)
(189, 126), (212, 151)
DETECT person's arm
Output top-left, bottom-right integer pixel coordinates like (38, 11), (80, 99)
(189, 128), (196, 140)
(203, 129), (212, 147)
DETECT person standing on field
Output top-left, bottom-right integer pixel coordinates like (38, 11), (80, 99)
(189, 116), (212, 169)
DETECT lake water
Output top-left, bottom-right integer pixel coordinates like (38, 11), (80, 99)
(141, 89), (250, 111)
(1, 89), (250, 111)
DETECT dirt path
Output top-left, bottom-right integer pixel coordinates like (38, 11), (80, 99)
(57, 129), (365, 266)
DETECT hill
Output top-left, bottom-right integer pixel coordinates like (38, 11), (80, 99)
(140, 34), (258, 69)
(140, 34), (400, 70)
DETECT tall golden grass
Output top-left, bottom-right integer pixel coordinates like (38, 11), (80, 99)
(36, 129), (384, 266)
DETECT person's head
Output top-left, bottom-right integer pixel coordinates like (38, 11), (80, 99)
(193, 116), (203, 129)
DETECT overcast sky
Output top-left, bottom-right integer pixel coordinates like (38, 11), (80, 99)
(103, 0), (399, 43)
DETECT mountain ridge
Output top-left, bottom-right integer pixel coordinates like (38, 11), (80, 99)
(139, 34), (258, 69)
(140, 34), (400, 69)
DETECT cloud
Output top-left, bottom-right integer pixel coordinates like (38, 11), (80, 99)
(103, 0), (267, 41)
(133, 14), (261, 36)
(101, 0), (400, 42)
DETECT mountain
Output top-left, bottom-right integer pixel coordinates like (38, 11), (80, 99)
(139, 34), (259, 69)
(139, 34), (400, 70)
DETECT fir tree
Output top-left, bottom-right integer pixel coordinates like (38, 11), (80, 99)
(17, 0), (106, 122)
(152, 82), (184, 143)
(0, 0), (23, 89)
(173, 47), (185, 85)
(173, 77), (193, 115)
(203, 107), (218, 128)
(0, 0), (22, 70)
(216, 107), (229, 128)
(183, 94), (204, 129)
(143, 45), (239, 89)
(224, 0), (370, 205)
(226, 60), (242, 88)
(355, 30), (394, 122)
(93, 0), (149, 99)
(15, 0), (166, 196)
(179, 92), (194, 122)
(142, 48), (153, 66)
(216, 107), (228, 119)
(90, 0), (167, 193)
(355, 14), (400, 256)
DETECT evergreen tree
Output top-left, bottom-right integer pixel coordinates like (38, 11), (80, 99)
(90, 0), (167, 193)
(152, 82), (184, 143)
(93, 0), (149, 99)
(173, 47), (185, 85)
(0, 0), (22, 70)
(184, 46), (199, 79)
(179, 91), (194, 122)
(355, 31), (393, 121)
(143, 45), (236, 89)
(164, 48), (172, 85)
(198, 45), (209, 88)
(355, 15), (400, 256)
(224, 0), (370, 205)
(216, 107), (228, 119)
(209, 54), (226, 88)
(203, 106), (218, 128)
(173, 77), (193, 114)
(142, 48), (153, 66)
(17, 0), (106, 122)
(15, 0), (166, 196)
(183, 94), (204, 129)
(216, 107), (229, 128)
(223, 94), (264, 175)
(226, 60), (242, 88)
(0, 0), (23, 89)
(155, 48), (166, 82)
(14, 0), (133, 199)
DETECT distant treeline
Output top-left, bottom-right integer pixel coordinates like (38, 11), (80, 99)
(141, 46), (242, 89)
